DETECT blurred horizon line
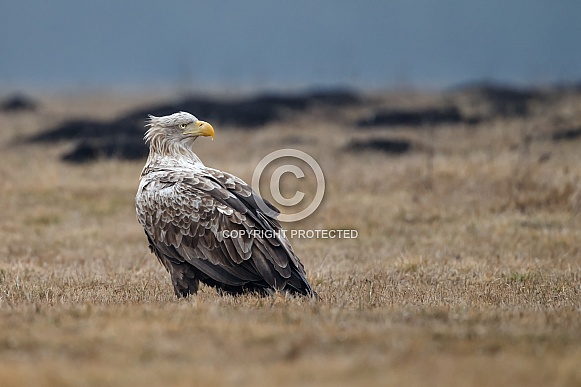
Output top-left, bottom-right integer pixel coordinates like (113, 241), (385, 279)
(3, 75), (581, 97)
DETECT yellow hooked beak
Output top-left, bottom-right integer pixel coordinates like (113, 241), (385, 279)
(184, 120), (214, 140)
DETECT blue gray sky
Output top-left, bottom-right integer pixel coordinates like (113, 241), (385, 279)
(1, 1), (580, 91)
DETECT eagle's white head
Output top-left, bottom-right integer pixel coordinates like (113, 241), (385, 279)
(144, 111), (214, 158)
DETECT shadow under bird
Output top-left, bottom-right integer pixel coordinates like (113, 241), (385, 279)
(135, 112), (315, 297)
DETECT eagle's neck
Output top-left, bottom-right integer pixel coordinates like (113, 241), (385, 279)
(143, 136), (204, 175)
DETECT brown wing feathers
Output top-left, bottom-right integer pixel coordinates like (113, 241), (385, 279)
(139, 170), (313, 296)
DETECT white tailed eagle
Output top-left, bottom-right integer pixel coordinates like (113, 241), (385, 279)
(136, 112), (315, 297)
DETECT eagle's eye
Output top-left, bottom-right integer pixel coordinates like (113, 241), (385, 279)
(179, 123), (187, 129)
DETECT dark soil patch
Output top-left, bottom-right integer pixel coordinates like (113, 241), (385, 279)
(1, 93), (38, 112)
(357, 106), (468, 128)
(552, 127), (581, 141)
(454, 82), (548, 117)
(346, 138), (412, 155)
(62, 137), (149, 163)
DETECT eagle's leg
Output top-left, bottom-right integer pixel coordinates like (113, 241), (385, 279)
(170, 263), (199, 298)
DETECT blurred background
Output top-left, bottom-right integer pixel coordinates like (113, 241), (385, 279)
(1, 3), (581, 385)
(1, 0), (581, 93)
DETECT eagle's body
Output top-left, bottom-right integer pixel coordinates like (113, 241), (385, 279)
(136, 112), (314, 297)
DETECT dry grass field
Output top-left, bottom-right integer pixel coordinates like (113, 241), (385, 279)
(0, 89), (580, 386)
